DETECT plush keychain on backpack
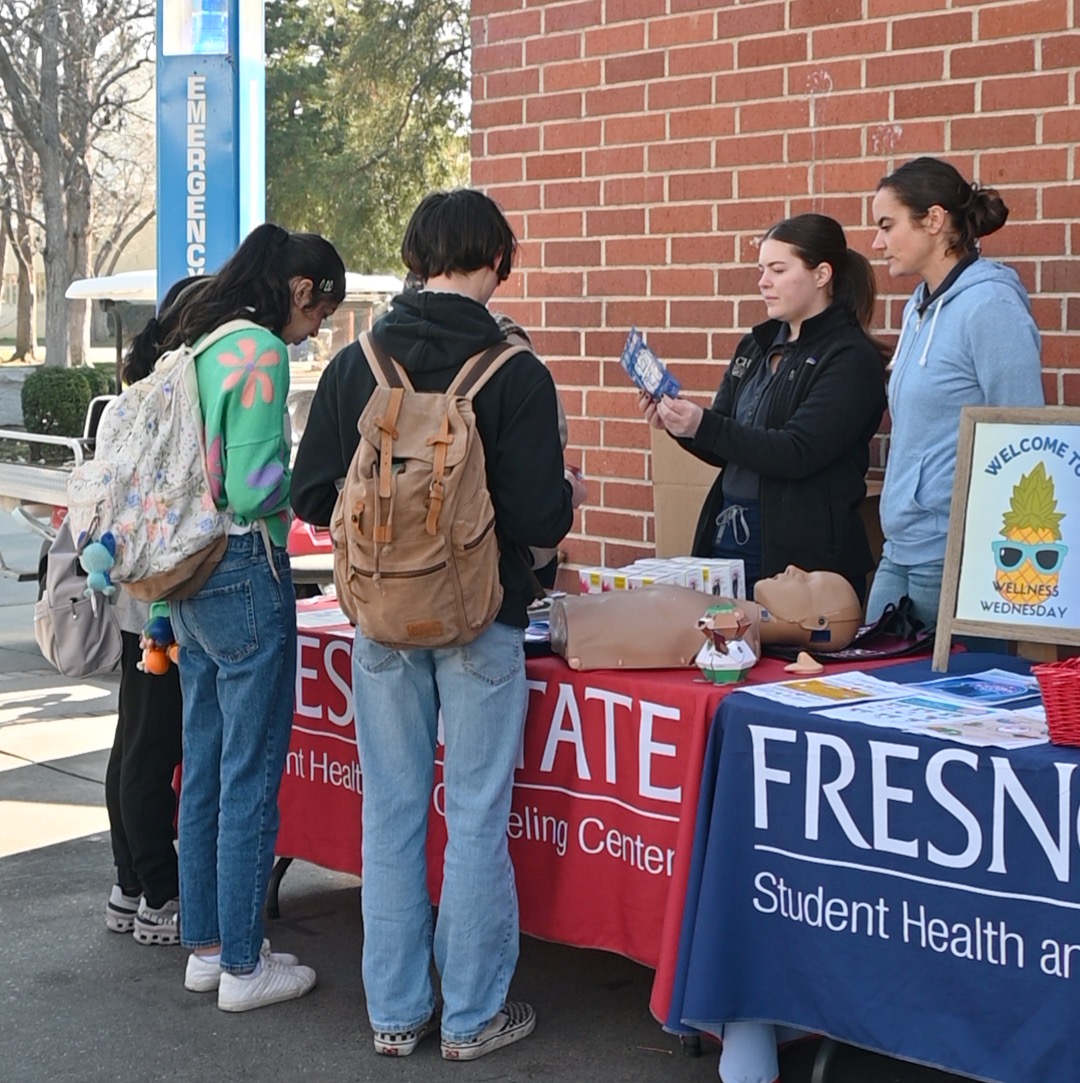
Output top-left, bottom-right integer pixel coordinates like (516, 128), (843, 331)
(139, 602), (179, 675)
(78, 533), (118, 598)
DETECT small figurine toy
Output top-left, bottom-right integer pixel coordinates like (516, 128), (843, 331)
(139, 602), (179, 675)
(695, 600), (759, 684)
(78, 533), (118, 597)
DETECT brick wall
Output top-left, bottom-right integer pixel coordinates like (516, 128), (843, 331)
(470, 0), (1080, 569)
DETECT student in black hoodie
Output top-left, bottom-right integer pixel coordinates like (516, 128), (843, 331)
(291, 190), (582, 1062)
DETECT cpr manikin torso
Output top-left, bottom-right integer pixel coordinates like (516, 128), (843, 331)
(749, 565), (862, 652)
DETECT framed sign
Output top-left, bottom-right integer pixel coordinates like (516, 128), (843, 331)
(933, 406), (1080, 670)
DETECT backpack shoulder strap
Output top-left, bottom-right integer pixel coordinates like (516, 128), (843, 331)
(192, 318), (267, 357)
(448, 342), (532, 400)
(359, 331), (414, 391)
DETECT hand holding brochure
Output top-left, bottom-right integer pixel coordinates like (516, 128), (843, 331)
(620, 327), (681, 400)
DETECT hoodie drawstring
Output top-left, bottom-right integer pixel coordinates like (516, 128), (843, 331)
(917, 297), (944, 367)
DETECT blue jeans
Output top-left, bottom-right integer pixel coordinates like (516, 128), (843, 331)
(171, 533), (296, 972)
(351, 621), (527, 1041)
(865, 554), (944, 630)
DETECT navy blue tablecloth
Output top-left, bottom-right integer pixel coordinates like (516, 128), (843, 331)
(666, 653), (1080, 1083)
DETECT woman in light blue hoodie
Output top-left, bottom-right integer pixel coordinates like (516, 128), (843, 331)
(865, 157), (1044, 630)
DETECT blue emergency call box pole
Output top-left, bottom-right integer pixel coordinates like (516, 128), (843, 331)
(156, 0), (266, 302)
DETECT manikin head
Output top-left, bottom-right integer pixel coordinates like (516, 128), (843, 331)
(751, 566), (862, 652)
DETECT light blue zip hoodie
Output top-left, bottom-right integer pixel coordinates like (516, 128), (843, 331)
(880, 259), (1044, 565)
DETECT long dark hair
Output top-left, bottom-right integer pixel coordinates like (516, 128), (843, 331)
(167, 223), (346, 346)
(877, 157), (1009, 256)
(122, 275), (203, 385)
(762, 213), (878, 330)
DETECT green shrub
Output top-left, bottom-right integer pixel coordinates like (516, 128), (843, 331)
(83, 365), (117, 398)
(21, 366), (106, 461)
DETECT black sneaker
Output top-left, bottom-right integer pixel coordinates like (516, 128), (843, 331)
(105, 885), (141, 933)
(441, 1002), (536, 1061)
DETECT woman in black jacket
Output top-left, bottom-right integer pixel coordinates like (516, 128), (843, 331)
(640, 213), (887, 602)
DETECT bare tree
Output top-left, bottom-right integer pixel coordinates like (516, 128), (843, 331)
(0, 0), (152, 367)
(0, 130), (41, 360)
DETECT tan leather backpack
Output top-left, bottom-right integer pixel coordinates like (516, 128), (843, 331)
(331, 332), (528, 648)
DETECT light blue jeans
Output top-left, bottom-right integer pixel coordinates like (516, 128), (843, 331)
(351, 621), (527, 1042)
(864, 554), (945, 630)
(171, 533), (296, 972)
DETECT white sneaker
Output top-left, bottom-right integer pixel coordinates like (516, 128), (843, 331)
(133, 897), (180, 945)
(105, 886), (141, 933)
(217, 957), (316, 1012)
(185, 940), (301, 993)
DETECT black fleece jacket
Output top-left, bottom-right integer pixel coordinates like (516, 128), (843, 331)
(291, 289), (574, 628)
(685, 303), (887, 583)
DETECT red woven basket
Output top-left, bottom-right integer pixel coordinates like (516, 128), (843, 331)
(1032, 656), (1080, 747)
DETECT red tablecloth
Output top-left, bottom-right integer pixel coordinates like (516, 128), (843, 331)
(277, 608), (896, 1017)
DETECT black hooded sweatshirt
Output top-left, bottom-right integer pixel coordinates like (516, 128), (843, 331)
(291, 289), (574, 628)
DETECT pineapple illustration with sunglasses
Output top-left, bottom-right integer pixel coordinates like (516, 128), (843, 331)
(991, 462), (1067, 604)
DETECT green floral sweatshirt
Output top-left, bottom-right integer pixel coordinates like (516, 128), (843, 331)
(195, 324), (292, 546)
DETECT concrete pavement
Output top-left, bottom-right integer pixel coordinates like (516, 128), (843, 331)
(0, 513), (969, 1083)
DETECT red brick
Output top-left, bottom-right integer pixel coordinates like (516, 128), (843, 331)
(739, 99), (809, 134)
(868, 0), (946, 12)
(979, 148), (1068, 183)
(648, 76), (714, 112)
(716, 266), (761, 295)
(735, 164), (810, 199)
(716, 1), (784, 37)
(1043, 185), (1080, 219)
(608, 300), (666, 327)
(543, 0), (602, 34)
(526, 270), (586, 296)
(603, 420), (651, 450)
(669, 106), (737, 139)
(988, 222), (1067, 258)
(606, 237), (669, 266)
(892, 11), (973, 49)
(584, 330), (634, 357)
(714, 68), (784, 103)
(472, 98), (524, 129)
(565, 417), (602, 449)
(485, 9), (542, 43)
(585, 84), (646, 116)
(1042, 261), (1080, 293)
(585, 145), (644, 175)
(603, 177), (665, 206)
(525, 32), (581, 65)
(820, 91), (891, 125)
(646, 331), (711, 359)
(544, 179), (602, 208)
(791, 60), (864, 94)
(648, 140), (713, 172)
(812, 23), (888, 58)
(670, 299), (736, 328)
(542, 239), (602, 266)
(473, 0), (524, 14)
(486, 67), (538, 98)
(1042, 33), (1080, 69)
(1029, 297), (1063, 332)
(671, 234), (737, 265)
(711, 332), (746, 360)
(648, 204), (714, 235)
(648, 268), (715, 296)
(606, 0), (666, 21)
(486, 183), (541, 211)
(489, 126), (540, 155)
(951, 40), (1034, 78)
(585, 389), (644, 420)
(607, 51), (666, 84)
(605, 113), (668, 145)
(866, 50), (946, 86)
(668, 170), (734, 203)
(543, 59), (602, 92)
(894, 83), (975, 119)
(787, 127), (863, 162)
(647, 12), (717, 49)
(669, 42), (736, 77)
(473, 40), (524, 73)
(586, 207), (645, 236)
(532, 331), (584, 359)
(1042, 335), (1080, 367)
(524, 92), (581, 123)
(791, 0), (862, 26)
(524, 211), (583, 239)
(1043, 110), (1080, 144)
(581, 447), (648, 480)
(601, 481), (654, 513)
(978, 0), (1069, 39)
(545, 357), (600, 385)
(952, 113), (1036, 150)
(473, 157), (524, 185)
(982, 73), (1069, 112)
(544, 300), (602, 326)
(542, 118), (602, 151)
(525, 151), (582, 181)
(712, 199), (786, 233)
(710, 133), (781, 169)
(738, 33), (809, 70)
(584, 22), (645, 57)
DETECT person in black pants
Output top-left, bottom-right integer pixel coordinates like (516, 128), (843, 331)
(101, 278), (196, 944)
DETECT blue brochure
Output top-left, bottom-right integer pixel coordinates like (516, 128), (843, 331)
(620, 327), (681, 400)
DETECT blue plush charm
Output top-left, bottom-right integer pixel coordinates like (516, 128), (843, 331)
(78, 532), (118, 597)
